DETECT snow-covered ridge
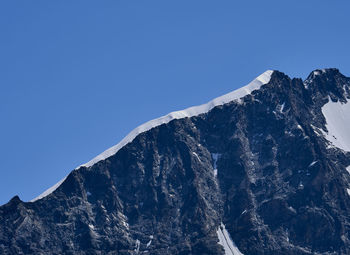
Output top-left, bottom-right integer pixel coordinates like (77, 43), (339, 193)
(80, 70), (273, 168)
(31, 176), (67, 202)
(30, 70), (273, 202)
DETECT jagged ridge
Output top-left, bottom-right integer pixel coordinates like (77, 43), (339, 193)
(1, 69), (350, 255)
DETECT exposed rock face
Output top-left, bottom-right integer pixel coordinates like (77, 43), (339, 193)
(1, 69), (350, 255)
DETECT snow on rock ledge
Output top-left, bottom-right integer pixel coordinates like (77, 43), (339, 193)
(30, 70), (273, 202)
(217, 223), (244, 255)
(321, 98), (350, 152)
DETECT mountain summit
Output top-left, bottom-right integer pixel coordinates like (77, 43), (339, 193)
(1, 69), (350, 255)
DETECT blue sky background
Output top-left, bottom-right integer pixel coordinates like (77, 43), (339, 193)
(1, 1), (350, 204)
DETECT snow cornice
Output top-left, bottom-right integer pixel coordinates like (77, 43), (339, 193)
(30, 70), (273, 202)
(79, 70), (273, 169)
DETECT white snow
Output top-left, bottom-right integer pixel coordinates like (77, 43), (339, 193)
(308, 161), (318, 167)
(134, 239), (140, 253)
(146, 235), (154, 247)
(117, 211), (129, 229)
(321, 98), (350, 152)
(347, 188), (350, 196)
(30, 176), (67, 202)
(146, 239), (152, 247)
(79, 70), (273, 169)
(192, 152), (201, 162)
(30, 70), (273, 202)
(217, 223), (244, 255)
(212, 153), (221, 177)
(346, 166), (350, 175)
(280, 102), (285, 113)
(288, 206), (296, 214)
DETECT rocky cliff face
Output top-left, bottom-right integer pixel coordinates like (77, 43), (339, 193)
(1, 69), (350, 255)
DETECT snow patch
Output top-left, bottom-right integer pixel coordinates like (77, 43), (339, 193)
(192, 152), (201, 162)
(30, 176), (67, 202)
(347, 189), (350, 196)
(134, 239), (140, 254)
(308, 161), (318, 167)
(146, 235), (154, 247)
(118, 212), (129, 229)
(321, 98), (350, 152)
(346, 166), (350, 175)
(298, 182), (304, 189)
(280, 102), (285, 113)
(217, 223), (244, 255)
(311, 124), (323, 136)
(212, 153), (221, 177)
(146, 239), (152, 248)
(288, 206), (296, 214)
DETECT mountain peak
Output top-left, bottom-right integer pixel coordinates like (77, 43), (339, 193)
(9, 195), (21, 204)
(30, 70), (274, 202)
(305, 68), (341, 82)
(1, 68), (350, 255)
(303, 68), (349, 102)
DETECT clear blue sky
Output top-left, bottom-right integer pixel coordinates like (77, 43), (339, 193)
(1, 1), (349, 205)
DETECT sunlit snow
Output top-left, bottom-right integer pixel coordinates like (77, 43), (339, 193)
(192, 152), (201, 162)
(308, 161), (318, 167)
(30, 176), (67, 202)
(212, 153), (221, 177)
(30, 70), (273, 202)
(80, 70), (273, 169)
(134, 239), (140, 254)
(217, 223), (244, 255)
(321, 98), (350, 152)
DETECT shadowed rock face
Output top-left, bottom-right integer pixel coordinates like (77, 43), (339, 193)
(1, 69), (350, 255)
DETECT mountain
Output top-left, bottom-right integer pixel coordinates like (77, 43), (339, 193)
(1, 69), (350, 255)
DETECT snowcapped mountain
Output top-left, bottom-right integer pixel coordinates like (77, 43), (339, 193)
(1, 69), (350, 254)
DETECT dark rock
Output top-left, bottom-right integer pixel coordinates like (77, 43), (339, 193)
(1, 69), (350, 254)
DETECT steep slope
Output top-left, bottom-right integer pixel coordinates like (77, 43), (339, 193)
(1, 69), (350, 255)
